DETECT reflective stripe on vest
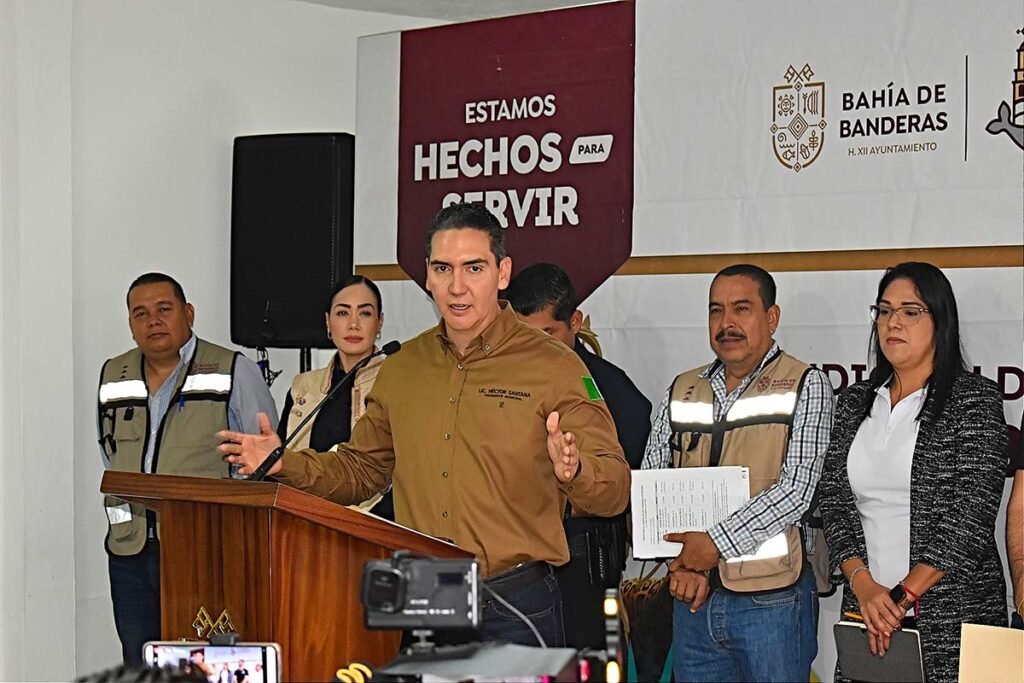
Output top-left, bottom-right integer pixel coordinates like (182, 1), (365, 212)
(726, 391), (798, 422)
(181, 373), (232, 394)
(105, 503), (133, 526)
(670, 400), (714, 426)
(99, 379), (148, 403)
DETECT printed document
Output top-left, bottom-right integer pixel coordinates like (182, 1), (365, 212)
(631, 467), (749, 558)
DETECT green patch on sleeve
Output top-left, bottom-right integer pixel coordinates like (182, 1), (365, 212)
(581, 375), (604, 401)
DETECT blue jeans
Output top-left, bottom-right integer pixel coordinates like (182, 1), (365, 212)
(1012, 611), (1023, 630)
(108, 541), (161, 666)
(673, 568), (818, 682)
(480, 564), (565, 647)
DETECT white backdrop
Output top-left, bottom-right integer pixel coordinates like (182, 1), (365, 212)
(355, 1), (1024, 678)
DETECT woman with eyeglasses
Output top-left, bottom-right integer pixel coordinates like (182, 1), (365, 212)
(277, 275), (394, 520)
(818, 262), (1008, 682)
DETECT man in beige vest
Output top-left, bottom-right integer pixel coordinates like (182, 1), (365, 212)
(641, 264), (834, 682)
(98, 272), (278, 665)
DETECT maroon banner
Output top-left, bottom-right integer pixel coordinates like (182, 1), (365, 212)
(397, 1), (635, 301)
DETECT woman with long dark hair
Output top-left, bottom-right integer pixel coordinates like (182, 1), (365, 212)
(277, 275), (394, 520)
(819, 262), (1008, 682)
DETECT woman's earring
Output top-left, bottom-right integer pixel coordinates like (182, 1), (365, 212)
(376, 331), (382, 340)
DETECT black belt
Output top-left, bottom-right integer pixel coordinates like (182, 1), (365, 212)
(485, 561), (551, 599)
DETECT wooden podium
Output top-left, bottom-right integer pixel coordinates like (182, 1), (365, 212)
(101, 471), (472, 681)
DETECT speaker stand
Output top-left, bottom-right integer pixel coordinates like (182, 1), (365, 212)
(299, 347), (312, 373)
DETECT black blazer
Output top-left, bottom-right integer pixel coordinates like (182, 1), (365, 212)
(575, 340), (652, 469)
(819, 370), (1008, 683)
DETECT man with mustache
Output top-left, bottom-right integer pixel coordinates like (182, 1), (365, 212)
(642, 264), (834, 682)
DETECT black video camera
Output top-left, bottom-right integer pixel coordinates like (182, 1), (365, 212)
(361, 552), (481, 631)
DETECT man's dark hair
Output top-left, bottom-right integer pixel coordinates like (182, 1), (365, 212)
(127, 272), (187, 308)
(326, 275), (383, 315)
(504, 262), (578, 323)
(712, 264), (776, 308)
(864, 261), (967, 421)
(425, 202), (506, 263)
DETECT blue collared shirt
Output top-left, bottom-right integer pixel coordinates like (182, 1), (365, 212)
(101, 335), (278, 472)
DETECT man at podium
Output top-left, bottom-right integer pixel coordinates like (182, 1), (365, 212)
(221, 203), (631, 647)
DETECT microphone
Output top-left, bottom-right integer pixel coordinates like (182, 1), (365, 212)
(247, 340), (402, 481)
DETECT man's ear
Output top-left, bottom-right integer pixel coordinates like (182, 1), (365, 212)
(424, 258), (436, 299)
(767, 304), (780, 334)
(186, 303), (195, 328)
(497, 256), (512, 290)
(570, 310), (584, 335)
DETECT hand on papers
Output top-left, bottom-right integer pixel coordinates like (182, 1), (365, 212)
(546, 411), (580, 484)
(669, 568), (710, 612)
(665, 531), (721, 572)
(850, 574), (903, 657)
(218, 412), (283, 477)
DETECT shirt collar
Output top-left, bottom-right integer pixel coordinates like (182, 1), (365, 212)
(875, 380), (928, 401)
(178, 333), (197, 364)
(436, 301), (516, 357)
(701, 340), (781, 381)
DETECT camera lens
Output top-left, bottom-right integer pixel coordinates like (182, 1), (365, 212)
(366, 568), (404, 613)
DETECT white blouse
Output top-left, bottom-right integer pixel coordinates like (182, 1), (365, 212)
(847, 384), (925, 592)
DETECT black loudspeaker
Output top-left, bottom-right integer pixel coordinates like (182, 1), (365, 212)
(231, 133), (354, 348)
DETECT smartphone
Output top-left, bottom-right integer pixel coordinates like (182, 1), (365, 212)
(142, 641), (280, 683)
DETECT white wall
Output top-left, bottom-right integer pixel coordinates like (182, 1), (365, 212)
(0, 1), (76, 680)
(0, 0), (438, 679)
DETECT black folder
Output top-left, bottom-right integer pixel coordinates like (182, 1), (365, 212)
(834, 621), (925, 682)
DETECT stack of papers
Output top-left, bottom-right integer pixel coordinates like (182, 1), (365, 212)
(630, 467), (749, 559)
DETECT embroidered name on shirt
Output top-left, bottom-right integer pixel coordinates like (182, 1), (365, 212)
(193, 362), (220, 373)
(755, 377), (797, 393)
(479, 387), (531, 401)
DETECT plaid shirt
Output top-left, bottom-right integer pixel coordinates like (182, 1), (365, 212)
(641, 342), (835, 558)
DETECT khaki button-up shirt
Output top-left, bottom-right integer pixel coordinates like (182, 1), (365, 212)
(277, 303), (631, 577)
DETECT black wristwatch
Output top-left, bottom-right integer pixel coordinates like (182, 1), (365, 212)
(889, 583), (915, 611)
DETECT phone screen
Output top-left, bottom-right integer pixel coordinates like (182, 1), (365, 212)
(142, 643), (280, 683)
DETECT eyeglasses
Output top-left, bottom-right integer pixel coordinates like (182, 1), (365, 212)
(869, 304), (930, 325)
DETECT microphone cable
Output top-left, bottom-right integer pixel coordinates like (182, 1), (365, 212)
(481, 583), (547, 648)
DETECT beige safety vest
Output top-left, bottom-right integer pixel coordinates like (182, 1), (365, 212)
(669, 350), (811, 592)
(98, 339), (237, 556)
(285, 352), (385, 510)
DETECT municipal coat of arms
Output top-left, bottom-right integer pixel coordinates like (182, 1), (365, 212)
(772, 64), (827, 171)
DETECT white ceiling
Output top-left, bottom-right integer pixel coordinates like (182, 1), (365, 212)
(298, 0), (607, 22)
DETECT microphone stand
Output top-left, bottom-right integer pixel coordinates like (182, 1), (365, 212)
(247, 341), (400, 481)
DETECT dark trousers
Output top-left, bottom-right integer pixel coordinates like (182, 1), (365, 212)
(555, 554), (613, 649)
(108, 541), (161, 666)
(1012, 611), (1024, 630)
(403, 562), (565, 650)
